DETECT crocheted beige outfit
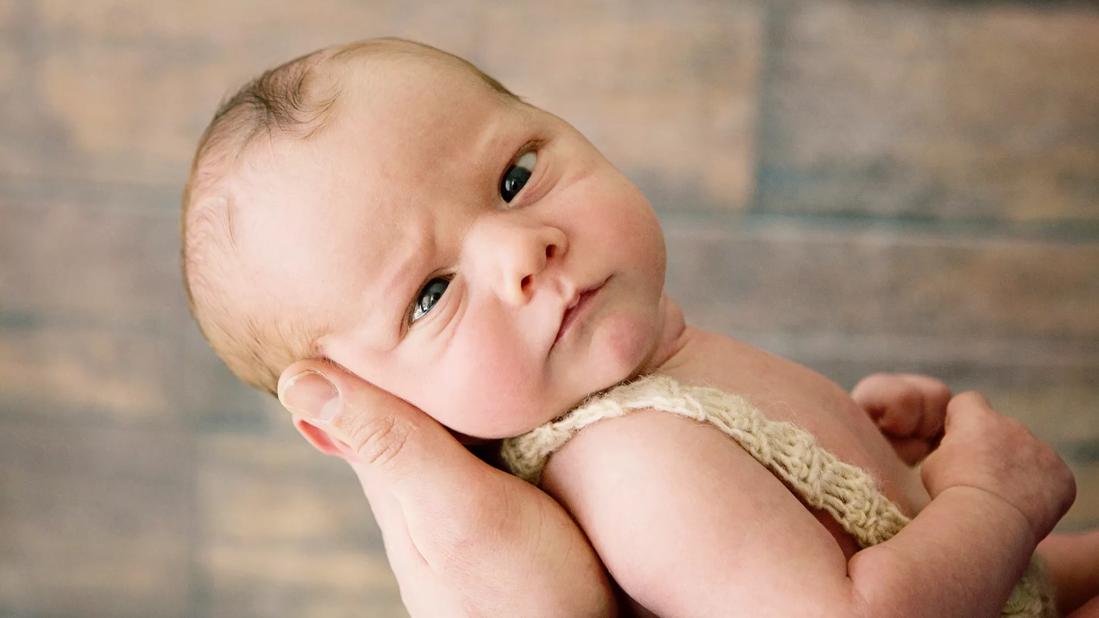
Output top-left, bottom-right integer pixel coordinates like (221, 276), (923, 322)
(500, 374), (1056, 617)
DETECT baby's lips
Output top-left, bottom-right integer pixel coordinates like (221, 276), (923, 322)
(279, 370), (341, 422)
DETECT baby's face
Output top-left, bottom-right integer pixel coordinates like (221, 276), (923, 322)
(229, 54), (673, 439)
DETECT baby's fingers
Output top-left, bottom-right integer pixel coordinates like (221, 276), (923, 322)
(897, 373), (950, 440)
(851, 372), (950, 440)
(851, 373), (923, 436)
(890, 436), (934, 467)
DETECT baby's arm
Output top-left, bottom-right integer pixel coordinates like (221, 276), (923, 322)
(853, 390), (1075, 612)
(854, 374), (1099, 614)
(541, 392), (1074, 616)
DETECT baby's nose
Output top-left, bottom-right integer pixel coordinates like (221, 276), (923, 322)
(498, 225), (567, 306)
(467, 215), (567, 305)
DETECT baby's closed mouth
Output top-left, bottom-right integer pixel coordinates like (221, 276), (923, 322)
(554, 276), (610, 347)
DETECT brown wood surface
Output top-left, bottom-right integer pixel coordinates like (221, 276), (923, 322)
(2, 1), (1097, 616)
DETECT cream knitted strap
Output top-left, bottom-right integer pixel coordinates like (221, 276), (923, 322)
(501, 374), (911, 547)
(499, 374), (1055, 617)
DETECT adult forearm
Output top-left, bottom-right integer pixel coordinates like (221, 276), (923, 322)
(398, 565), (618, 618)
(848, 486), (1035, 617)
(382, 485), (618, 617)
(384, 522), (618, 617)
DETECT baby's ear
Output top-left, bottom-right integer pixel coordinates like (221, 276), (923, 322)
(291, 416), (357, 460)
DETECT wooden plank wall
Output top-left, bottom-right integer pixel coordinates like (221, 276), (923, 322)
(2, 1), (1097, 616)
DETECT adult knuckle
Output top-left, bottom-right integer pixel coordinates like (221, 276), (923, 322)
(348, 414), (412, 467)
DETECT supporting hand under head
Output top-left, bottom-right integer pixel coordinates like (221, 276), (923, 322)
(277, 360), (617, 617)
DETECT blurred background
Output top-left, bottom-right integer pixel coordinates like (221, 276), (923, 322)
(2, 1), (1097, 616)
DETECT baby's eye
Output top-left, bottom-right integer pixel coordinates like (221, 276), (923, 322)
(499, 150), (537, 203)
(410, 276), (450, 324)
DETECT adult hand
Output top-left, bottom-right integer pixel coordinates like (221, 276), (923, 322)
(277, 360), (617, 617)
(851, 372), (951, 465)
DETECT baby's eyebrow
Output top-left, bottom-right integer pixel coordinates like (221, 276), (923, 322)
(373, 226), (434, 345)
(367, 117), (500, 346)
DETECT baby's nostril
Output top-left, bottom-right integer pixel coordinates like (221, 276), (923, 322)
(546, 245), (556, 259)
(521, 274), (532, 290)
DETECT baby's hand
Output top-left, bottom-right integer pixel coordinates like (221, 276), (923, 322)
(920, 391), (1076, 543)
(851, 372), (951, 464)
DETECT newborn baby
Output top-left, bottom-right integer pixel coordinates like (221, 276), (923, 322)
(182, 38), (1096, 615)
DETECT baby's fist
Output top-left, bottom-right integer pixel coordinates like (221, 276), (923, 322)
(851, 373), (950, 464)
(920, 391), (1076, 543)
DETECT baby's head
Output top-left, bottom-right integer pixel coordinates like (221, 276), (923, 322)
(182, 38), (676, 439)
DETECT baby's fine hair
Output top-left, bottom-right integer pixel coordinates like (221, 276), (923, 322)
(181, 38), (517, 395)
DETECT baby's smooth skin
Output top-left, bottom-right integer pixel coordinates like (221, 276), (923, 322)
(198, 43), (1095, 615)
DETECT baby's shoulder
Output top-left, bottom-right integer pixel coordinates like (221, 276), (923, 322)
(657, 327), (843, 403)
(538, 407), (850, 613)
(539, 404), (765, 499)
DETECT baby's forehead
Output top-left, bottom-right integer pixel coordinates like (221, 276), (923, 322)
(225, 58), (510, 304)
(297, 60), (530, 195)
(228, 44), (532, 264)
(328, 43), (511, 107)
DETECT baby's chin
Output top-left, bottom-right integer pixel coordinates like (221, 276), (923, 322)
(510, 298), (678, 437)
(435, 384), (574, 441)
(445, 295), (681, 442)
(587, 290), (684, 383)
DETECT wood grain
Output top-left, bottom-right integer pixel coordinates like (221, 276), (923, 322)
(1, 1), (1096, 615)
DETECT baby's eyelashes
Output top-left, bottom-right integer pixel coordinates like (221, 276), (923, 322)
(500, 150), (537, 203)
(409, 275), (451, 324)
(406, 145), (540, 328)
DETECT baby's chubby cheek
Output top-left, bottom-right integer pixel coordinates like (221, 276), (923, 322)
(435, 373), (556, 439)
(588, 307), (658, 383)
(422, 325), (561, 439)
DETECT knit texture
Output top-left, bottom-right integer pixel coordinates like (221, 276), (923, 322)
(500, 374), (1056, 617)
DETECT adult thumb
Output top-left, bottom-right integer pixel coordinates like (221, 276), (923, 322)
(276, 359), (485, 492)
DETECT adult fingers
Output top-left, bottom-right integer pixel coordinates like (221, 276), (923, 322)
(276, 360), (587, 597)
(277, 359), (489, 503)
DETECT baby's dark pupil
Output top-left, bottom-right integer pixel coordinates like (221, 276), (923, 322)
(500, 165), (532, 203)
(417, 278), (448, 316)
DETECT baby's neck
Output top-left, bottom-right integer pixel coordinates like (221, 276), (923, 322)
(634, 293), (693, 377)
